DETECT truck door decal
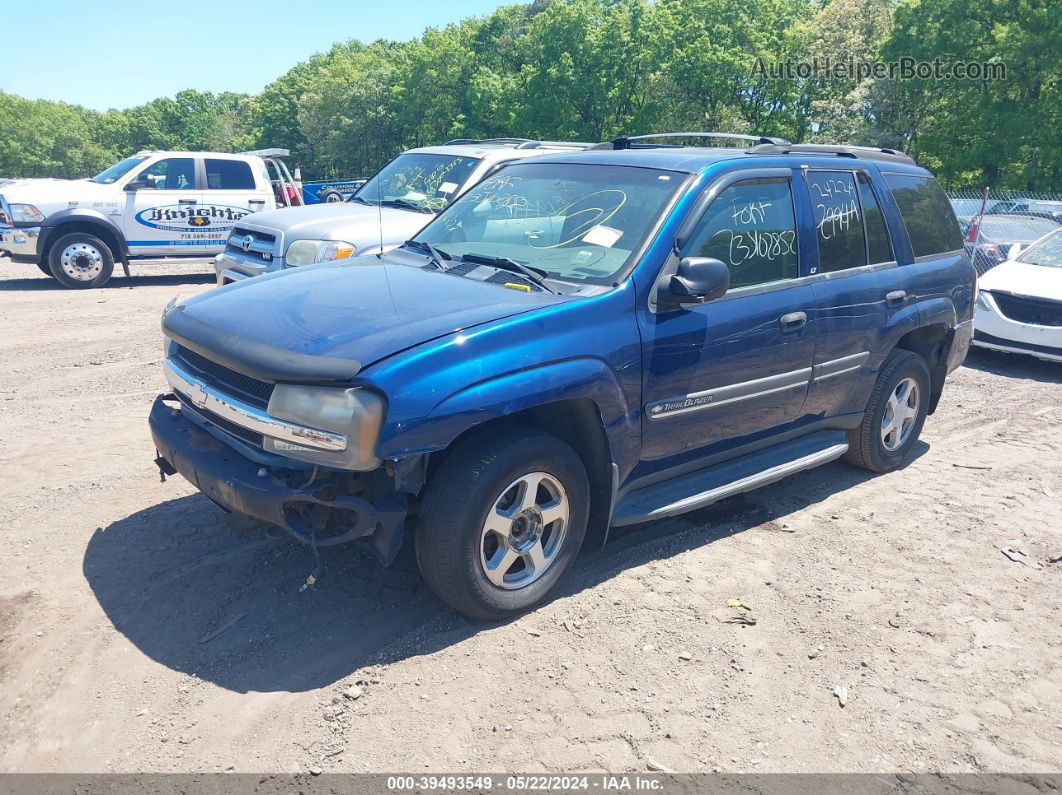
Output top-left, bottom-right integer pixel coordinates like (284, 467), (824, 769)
(130, 203), (252, 247)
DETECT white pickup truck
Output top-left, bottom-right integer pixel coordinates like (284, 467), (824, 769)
(0, 148), (299, 288)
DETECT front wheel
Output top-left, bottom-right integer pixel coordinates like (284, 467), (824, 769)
(846, 349), (931, 472)
(48, 232), (115, 289)
(415, 425), (589, 620)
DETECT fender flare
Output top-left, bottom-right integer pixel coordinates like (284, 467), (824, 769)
(376, 356), (638, 474)
(39, 208), (130, 275)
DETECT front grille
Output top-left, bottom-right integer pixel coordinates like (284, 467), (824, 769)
(225, 226), (279, 263)
(172, 345), (274, 408)
(991, 292), (1062, 327)
(230, 226), (276, 245)
(178, 395), (264, 448)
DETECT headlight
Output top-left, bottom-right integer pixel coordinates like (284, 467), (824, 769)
(285, 239), (356, 266)
(10, 204), (45, 223)
(976, 290), (992, 311)
(265, 384), (384, 470)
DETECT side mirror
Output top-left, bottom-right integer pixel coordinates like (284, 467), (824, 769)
(125, 174), (156, 191)
(661, 256), (730, 308)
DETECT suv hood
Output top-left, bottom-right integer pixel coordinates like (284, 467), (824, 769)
(163, 256), (566, 383)
(243, 203), (432, 246)
(979, 260), (1062, 300)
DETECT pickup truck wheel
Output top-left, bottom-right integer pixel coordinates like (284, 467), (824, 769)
(36, 261), (53, 277)
(320, 189), (343, 203)
(48, 233), (115, 289)
(415, 425), (589, 620)
(846, 349), (930, 473)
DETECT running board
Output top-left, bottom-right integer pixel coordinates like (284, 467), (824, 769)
(611, 431), (849, 526)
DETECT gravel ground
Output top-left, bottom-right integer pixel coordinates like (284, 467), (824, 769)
(0, 258), (1059, 774)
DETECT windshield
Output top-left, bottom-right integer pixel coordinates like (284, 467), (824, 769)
(981, 217), (1060, 241)
(354, 152), (480, 212)
(1016, 229), (1062, 268)
(414, 162), (685, 286)
(91, 155), (149, 184)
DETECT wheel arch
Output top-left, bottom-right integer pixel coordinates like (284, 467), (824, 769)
(39, 210), (129, 274)
(424, 399), (617, 550)
(894, 322), (953, 414)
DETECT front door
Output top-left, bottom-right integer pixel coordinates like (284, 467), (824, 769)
(122, 156), (202, 256)
(639, 171), (817, 466)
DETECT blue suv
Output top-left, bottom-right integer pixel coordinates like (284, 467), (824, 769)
(150, 133), (975, 619)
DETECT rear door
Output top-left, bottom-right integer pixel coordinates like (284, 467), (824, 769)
(802, 168), (905, 419)
(200, 157), (264, 245)
(122, 156), (202, 256)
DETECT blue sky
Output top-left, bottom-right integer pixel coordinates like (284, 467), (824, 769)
(2, 0), (513, 111)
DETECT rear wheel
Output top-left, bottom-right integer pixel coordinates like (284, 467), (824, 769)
(36, 261), (53, 277)
(48, 232), (115, 289)
(415, 425), (589, 620)
(320, 189), (344, 203)
(846, 349), (931, 472)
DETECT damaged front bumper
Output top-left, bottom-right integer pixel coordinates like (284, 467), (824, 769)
(149, 394), (407, 564)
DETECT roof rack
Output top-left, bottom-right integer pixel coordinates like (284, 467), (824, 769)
(442, 138), (593, 150)
(745, 142), (916, 165)
(591, 132), (791, 150)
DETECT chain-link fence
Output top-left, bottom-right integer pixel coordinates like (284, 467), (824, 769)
(946, 189), (1062, 276)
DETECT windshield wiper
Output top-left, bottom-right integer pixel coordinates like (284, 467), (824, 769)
(380, 198), (434, 214)
(462, 253), (561, 295)
(349, 195), (374, 206)
(404, 239), (453, 271)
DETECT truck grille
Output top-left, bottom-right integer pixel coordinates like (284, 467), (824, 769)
(177, 395), (264, 448)
(225, 225), (279, 263)
(992, 292), (1062, 327)
(171, 345), (275, 408)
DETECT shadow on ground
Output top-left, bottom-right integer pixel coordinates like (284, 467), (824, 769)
(84, 448), (916, 694)
(962, 347), (1062, 384)
(0, 271), (214, 292)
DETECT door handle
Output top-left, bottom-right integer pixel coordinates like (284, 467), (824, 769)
(779, 311), (807, 332)
(178, 199), (197, 205)
(886, 290), (907, 306)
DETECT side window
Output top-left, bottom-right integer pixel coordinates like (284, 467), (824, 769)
(884, 174), (964, 257)
(140, 158), (195, 190)
(205, 158), (256, 190)
(808, 171), (866, 272)
(856, 172), (893, 264)
(682, 178), (799, 288)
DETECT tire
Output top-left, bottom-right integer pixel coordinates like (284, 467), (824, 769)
(48, 232), (115, 289)
(36, 261), (53, 276)
(846, 349), (931, 473)
(320, 189), (343, 203)
(415, 425), (590, 620)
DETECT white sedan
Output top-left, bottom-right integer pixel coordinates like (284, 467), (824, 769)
(973, 228), (1062, 362)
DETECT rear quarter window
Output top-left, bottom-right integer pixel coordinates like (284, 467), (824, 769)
(884, 174), (963, 257)
(205, 158), (256, 190)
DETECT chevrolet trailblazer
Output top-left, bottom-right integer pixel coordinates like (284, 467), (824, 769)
(150, 133), (975, 619)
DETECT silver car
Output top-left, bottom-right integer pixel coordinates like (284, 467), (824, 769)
(214, 138), (589, 285)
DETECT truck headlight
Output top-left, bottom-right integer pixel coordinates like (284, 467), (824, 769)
(265, 384), (384, 470)
(10, 204), (45, 223)
(285, 239), (356, 267)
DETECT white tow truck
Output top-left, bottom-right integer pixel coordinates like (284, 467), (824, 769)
(0, 148), (300, 288)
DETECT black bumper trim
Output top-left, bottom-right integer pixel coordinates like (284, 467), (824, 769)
(149, 394), (405, 556)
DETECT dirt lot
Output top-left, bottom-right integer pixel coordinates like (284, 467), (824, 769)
(0, 258), (1059, 774)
